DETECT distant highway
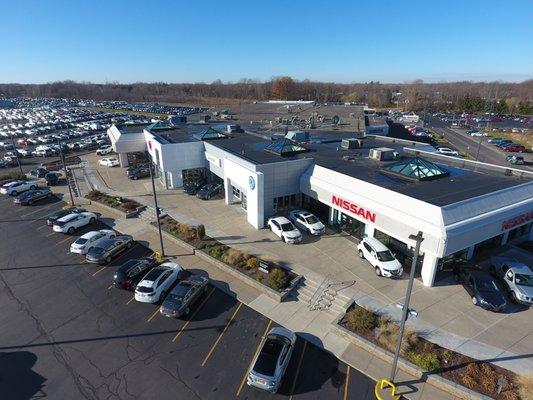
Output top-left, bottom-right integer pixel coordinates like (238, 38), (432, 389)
(425, 117), (533, 172)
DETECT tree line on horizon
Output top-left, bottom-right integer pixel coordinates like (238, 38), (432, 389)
(0, 77), (531, 113)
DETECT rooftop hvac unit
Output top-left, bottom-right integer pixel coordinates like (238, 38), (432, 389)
(341, 138), (362, 149)
(227, 124), (241, 133)
(369, 147), (398, 161)
(285, 130), (309, 141)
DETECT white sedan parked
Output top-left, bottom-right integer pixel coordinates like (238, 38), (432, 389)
(436, 147), (459, 157)
(267, 216), (302, 244)
(96, 146), (113, 156)
(289, 210), (325, 235)
(99, 157), (119, 167)
(53, 211), (98, 234)
(0, 180), (37, 196)
(70, 229), (116, 255)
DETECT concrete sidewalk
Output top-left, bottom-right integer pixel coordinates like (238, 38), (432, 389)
(76, 157), (533, 378)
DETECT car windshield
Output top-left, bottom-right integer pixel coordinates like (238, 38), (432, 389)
(476, 278), (499, 292)
(515, 273), (533, 287)
(305, 215), (319, 224)
(281, 223), (294, 231)
(167, 293), (185, 302)
(136, 286), (153, 293)
(75, 238), (88, 245)
(377, 250), (395, 262)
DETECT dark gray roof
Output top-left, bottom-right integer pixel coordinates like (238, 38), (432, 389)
(116, 123), (150, 134)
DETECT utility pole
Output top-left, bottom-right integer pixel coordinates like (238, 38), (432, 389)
(147, 152), (165, 257)
(57, 138), (75, 206)
(389, 231), (424, 383)
(10, 135), (23, 175)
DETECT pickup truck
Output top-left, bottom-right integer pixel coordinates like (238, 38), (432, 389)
(490, 256), (533, 306)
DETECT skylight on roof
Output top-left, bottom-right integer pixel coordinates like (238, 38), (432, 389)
(264, 138), (309, 156)
(381, 157), (449, 181)
(192, 127), (227, 141)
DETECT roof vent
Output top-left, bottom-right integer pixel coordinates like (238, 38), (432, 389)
(341, 138), (362, 149)
(342, 155), (358, 162)
(369, 147), (398, 161)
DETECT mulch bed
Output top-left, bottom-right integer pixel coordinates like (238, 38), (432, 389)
(339, 304), (524, 399)
(85, 190), (141, 213)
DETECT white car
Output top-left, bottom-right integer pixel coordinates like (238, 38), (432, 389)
(70, 229), (116, 255)
(357, 237), (403, 278)
(436, 147), (459, 157)
(1, 180), (37, 196)
(96, 146), (113, 156)
(289, 210), (325, 235)
(53, 211), (98, 234)
(135, 262), (184, 303)
(267, 216), (302, 244)
(470, 131), (488, 137)
(99, 158), (119, 167)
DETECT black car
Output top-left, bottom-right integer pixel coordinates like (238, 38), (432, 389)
(196, 182), (223, 200)
(29, 167), (48, 178)
(128, 166), (150, 180)
(126, 164), (149, 177)
(160, 275), (209, 318)
(14, 188), (53, 205)
(86, 235), (134, 265)
(113, 257), (159, 290)
(454, 268), (507, 312)
(46, 207), (86, 226)
(45, 172), (60, 186)
(183, 179), (206, 195)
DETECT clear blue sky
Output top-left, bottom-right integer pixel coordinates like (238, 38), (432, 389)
(1, 0), (532, 84)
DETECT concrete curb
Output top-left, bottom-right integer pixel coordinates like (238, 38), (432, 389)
(331, 311), (493, 400)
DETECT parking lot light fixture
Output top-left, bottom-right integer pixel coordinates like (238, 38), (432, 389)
(10, 135), (24, 175)
(389, 231), (424, 383)
(58, 138), (75, 206)
(147, 152), (165, 257)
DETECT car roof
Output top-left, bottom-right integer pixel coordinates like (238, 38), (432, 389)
(80, 231), (101, 239)
(57, 213), (79, 222)
(171, 282), (193, 296)
(363, 237), (390, 251)
(271, 216), (291, 224)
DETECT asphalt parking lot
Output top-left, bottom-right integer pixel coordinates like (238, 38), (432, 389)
(0, 195), (376, 400)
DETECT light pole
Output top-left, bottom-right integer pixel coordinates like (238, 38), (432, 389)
(389, 231), (424, 383)
(147, 152), (165, 257)
(10, 135), (24, 175)
(57, 139), (75, 206)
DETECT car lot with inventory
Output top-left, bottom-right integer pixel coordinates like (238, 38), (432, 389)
(0, 196), (375, 399)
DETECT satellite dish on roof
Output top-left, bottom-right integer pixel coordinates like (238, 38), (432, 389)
(332, 115), (340, 125)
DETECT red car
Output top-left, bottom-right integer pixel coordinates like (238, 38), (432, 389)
(503, 145), (525, 153)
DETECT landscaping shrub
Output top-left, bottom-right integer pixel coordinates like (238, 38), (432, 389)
(375, 316), (418, 355)
(222, 249), (245, 266)
(178, 222), (190, 234)
(246, 257), (259, 270)
(268, 267), (288, 291)
(0, 172), (26, 181)
(196, 224), (206, 240)
(442, 349), (454, 364)
(407, 352), (441, 371)
(86, 190), (103, 200)
(207, 245), (225, 260)
(256, 274), (264, 283)
(345, 306), (376, 332)
(517, 374), (533, 400)
(121, 202), (138, 211)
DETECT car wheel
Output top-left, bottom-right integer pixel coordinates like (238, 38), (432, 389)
(358, 250), (365, 259)
(126, 242), (132, 249)
(30, 185), (36, 190)
(510, 291), (518, 303)
(11, 190), (18, 196)
(269, 225), (272, 231)
(375, 267), (382, 276)
(204, 285), (208, 293)
(67, 227), (75, 234)
(28, 200), (33, 205)
(105, 256), (112, 264)
(472, 296), (478, 305)
(282, 236), (286, 243)
(184, 307), (190, 316)
(89, 217), (95, 224)
(47, 193), (52, 197)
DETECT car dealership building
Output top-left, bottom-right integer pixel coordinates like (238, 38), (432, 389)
(108, 121), (533, 287)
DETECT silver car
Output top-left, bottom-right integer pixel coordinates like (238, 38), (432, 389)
(247, 327), (296, 393)
(491, 257), (533, 305)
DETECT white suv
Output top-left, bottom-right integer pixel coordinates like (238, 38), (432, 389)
(289, 210), (325, 235)
(96, 146), (113, 156)
(0, 180), (37, 196)
(53, 211), (98, 234)
(357, 237), (403, 278)
(70, 229), (116, 254)
(99, 157), (119, 167)
(135, 262), (184, 303)
(267, 216), (302, 244)
(436, 147), (459, 157)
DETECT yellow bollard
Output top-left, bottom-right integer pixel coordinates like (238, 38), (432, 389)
(374, 379), (400, 400)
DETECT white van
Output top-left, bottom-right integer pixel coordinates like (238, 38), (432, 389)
(357, 237), (403, 278)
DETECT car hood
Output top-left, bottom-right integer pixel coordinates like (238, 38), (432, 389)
(162, 299), (184, 311)
(381, 259), (402, 271)
(283, 229), (301, 238)
(477, 290), (507, 306)
(309, 222), (325, 230)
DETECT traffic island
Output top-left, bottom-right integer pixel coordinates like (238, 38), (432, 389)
(85, 190), (145, 218)
(157, 214), (302, 301)
(333, 302), (526, 400)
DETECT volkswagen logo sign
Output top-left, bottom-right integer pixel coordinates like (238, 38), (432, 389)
(248, 176), (255, 190)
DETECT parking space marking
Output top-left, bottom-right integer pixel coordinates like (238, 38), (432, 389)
(172, 288), (215, 342)
(288, 341), (308, 400)
(201, 302), (243, 367)
(36, 224), (49, 231)
(236, 319), (273, 397)
(92, 266), (106, 276)
(146, 307), (161, 323)
(126, 295), (136, 305)
(46, 232), (56, 237)
(107, 285), (113, 290)
(20, 208), (48, 219)
(343, 365), (351, 400)
(56, 236), (73, 245)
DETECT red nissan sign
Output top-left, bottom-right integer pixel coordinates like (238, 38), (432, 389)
(501, 210), (533, 231)
(147, 140), (152, 150)
(331, 195), (376, 223)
